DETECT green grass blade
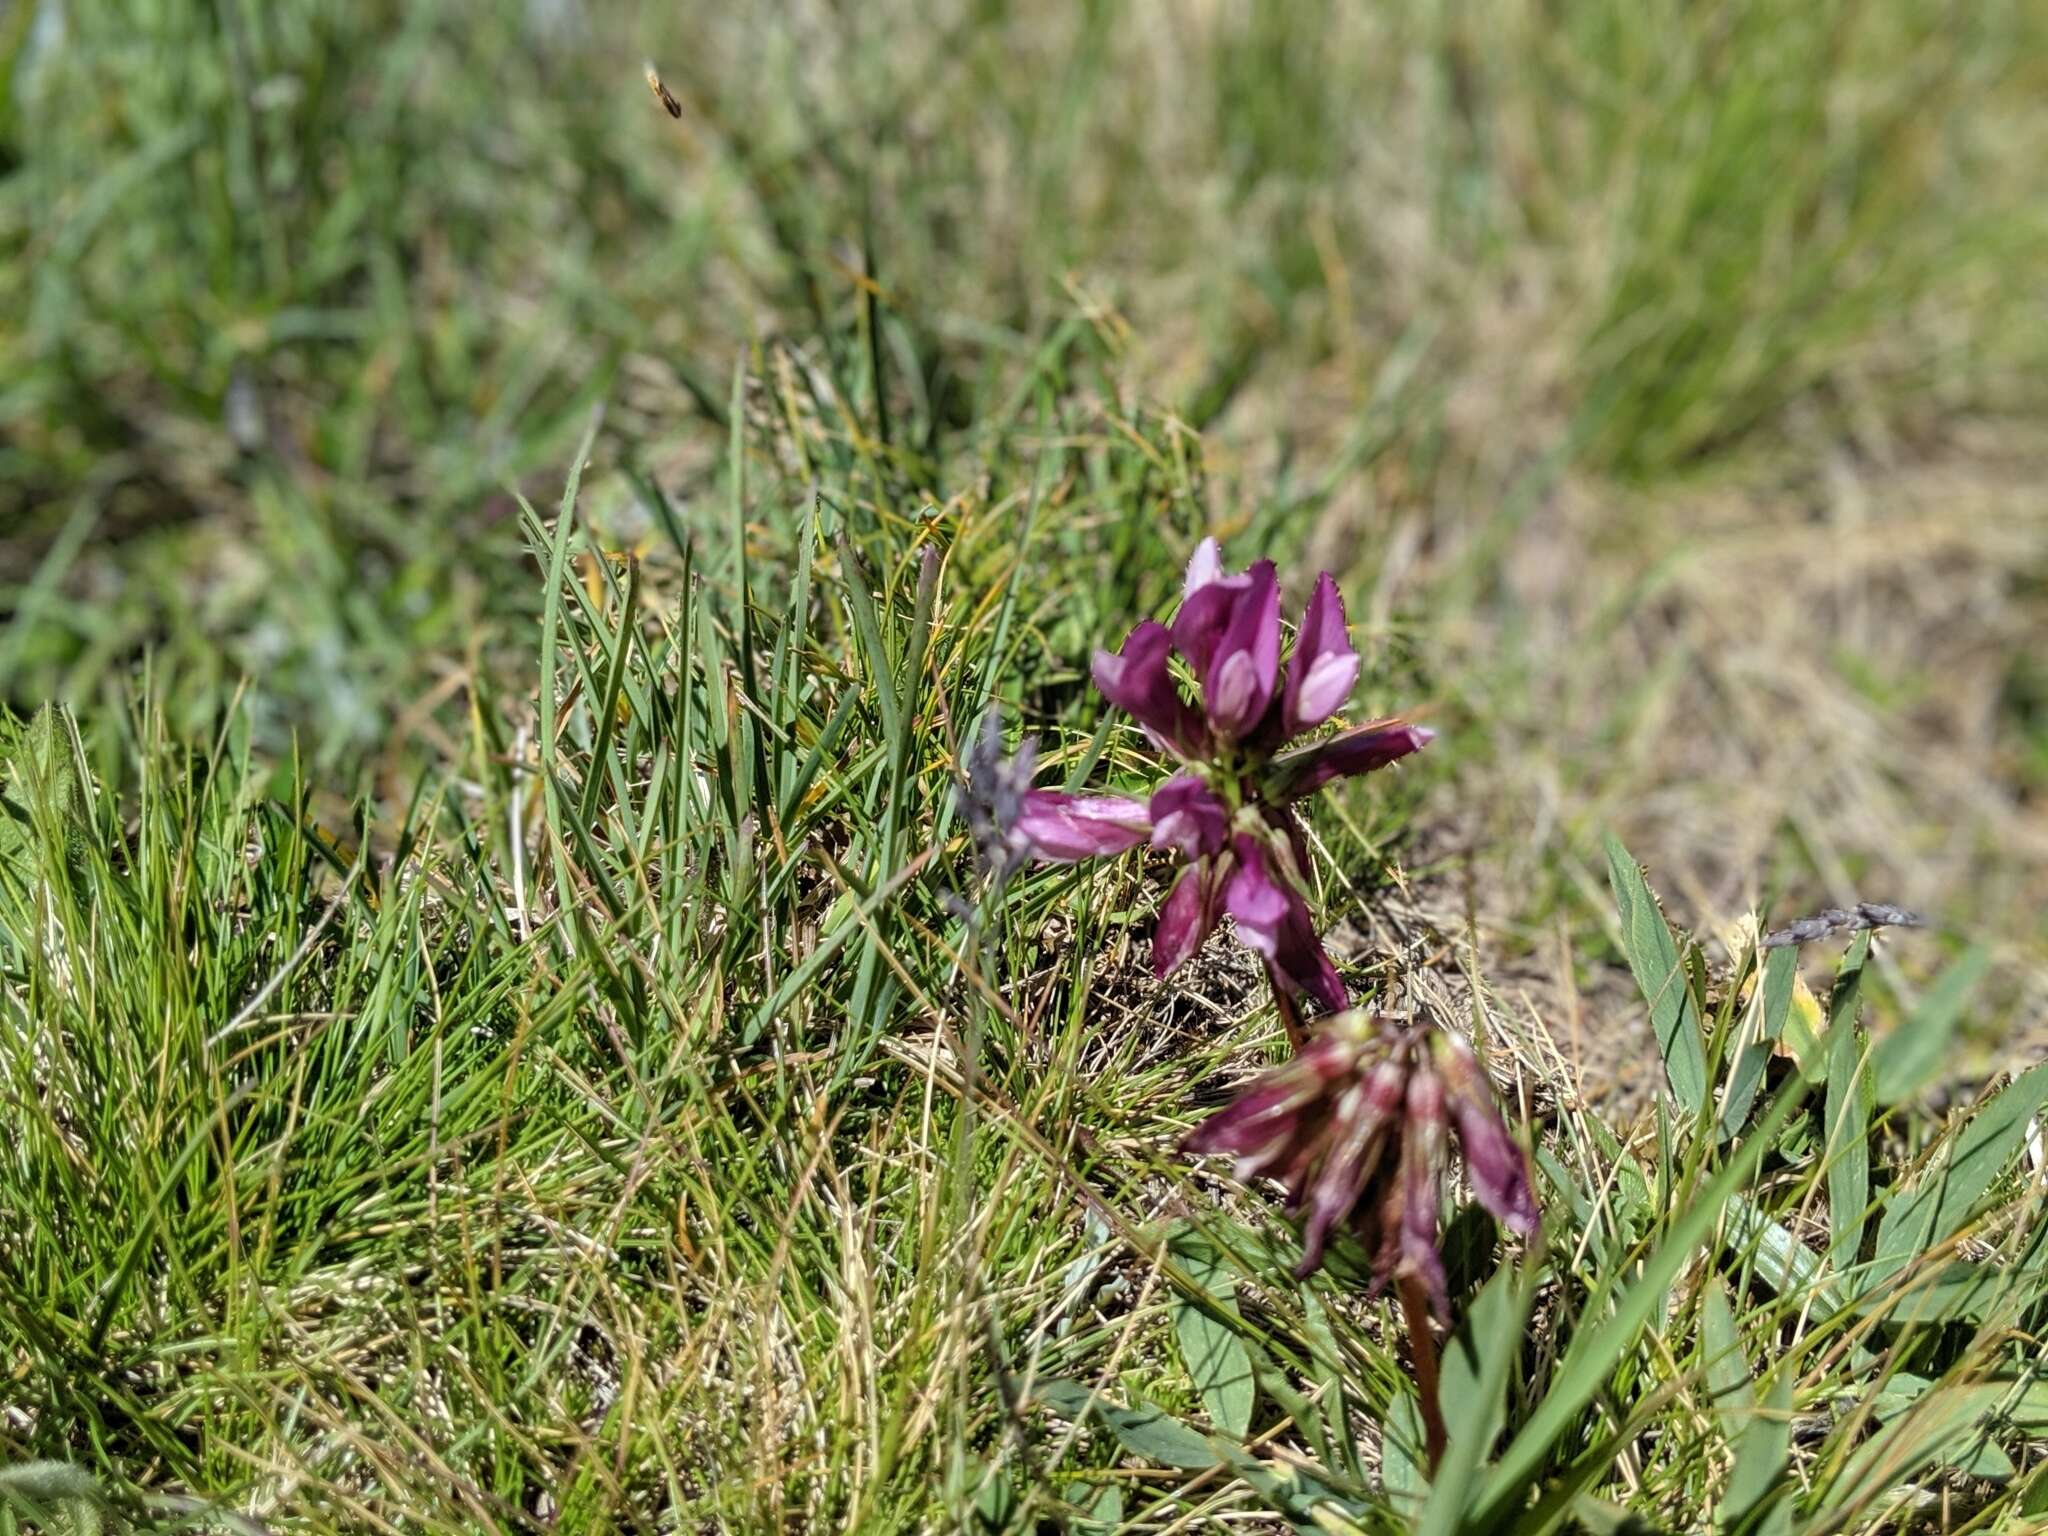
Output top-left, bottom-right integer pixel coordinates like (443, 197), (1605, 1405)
(1469, 1074), (1811, 1530)
(1868, 1060), (2048, 1289)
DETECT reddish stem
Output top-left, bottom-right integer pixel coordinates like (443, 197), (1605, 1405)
(1269, 971), (1307, 1053)
(1398, 1274), (1448, 1475)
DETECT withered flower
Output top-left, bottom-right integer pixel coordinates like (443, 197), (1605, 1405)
(1185, 1011), (1537, 1315)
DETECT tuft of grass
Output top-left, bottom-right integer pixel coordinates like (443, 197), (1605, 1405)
(6, 366), (2047, 1531)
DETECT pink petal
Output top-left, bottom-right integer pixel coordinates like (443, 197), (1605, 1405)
(1203, 561), (1282, 741)
(1185, 536), (1226, 597)
(1398, 1081), (1451, 1320)
(1224, 834), (1346, 1013)
(1294, 1072), (1400, 1276)
(1171, 577), (1239, 679)
(1011, 790), (1151, 862)
(1436, 1034), (1538, 1236)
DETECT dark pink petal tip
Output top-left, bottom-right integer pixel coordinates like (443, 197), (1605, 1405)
(1092, 621), (1205, 757)
(1148, 774), (1231, 861)
(1282, 571), (1360, 738)
(1262, 720), (1434, 803)
(1435, 1035), (1538, 1235)
(1153, 859), (1222, 978)
(1452, 1097), (1539, 1236)
(1010, 790), (1151, 862)
(1225, 834), (1347, 1014)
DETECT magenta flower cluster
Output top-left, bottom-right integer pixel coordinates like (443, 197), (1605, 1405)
(1186, 1013), (1537, 1304)
(1012, 539), (1432, 1014)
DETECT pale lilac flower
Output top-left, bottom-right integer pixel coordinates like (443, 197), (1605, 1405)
(1013, 539), (1432, 1013)
(1185, 1012), (1538, 1309)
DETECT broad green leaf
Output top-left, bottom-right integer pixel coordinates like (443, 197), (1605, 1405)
(1832, 1383), (2018, 1509)
(1213, 1440), (1367, 1525)
(1844, 1261), (2005, 1327)
(2026, 1464), (2048, 1518)
(1034, 1378), (1216, 1470)
(1420, 1264), (1531, 1536)
(1382, 1392), (1428, 1507)
(1605, 835), (1707, 1115)
(1870, 1372), (2048, 1433)
(1442, 1265), (1524, 1455)
(1570, 1494), (1664, 1534)
(1719, 1366), (1792, 1536)
(1310, 1506), (1375, 1535)
(1699, 1276), (1752, 1442)
(1064, 1482), (1122, 1534)
(1823, 948), (1873, 1274)
(1869, 1061), (2048, 1288)
(1723, 1195), (1840, 1311)
(1825, 931), (1870, 1034)
(972, 1466), (1017, 1530)
(1167, 1236), (1255, 1436)
(1870, 947), (1990, 1105)
(1720, 944), (1796, 1138)
(1777, 977), (1828, 1084)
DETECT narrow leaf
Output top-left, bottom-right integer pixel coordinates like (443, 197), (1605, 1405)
(1720, 944), (1795, 1137)
(1469, 1076), (1811, 1530)
(1870, 1062), (2048, 1287)
(1700, 1276), (1752, 1442)
(1870, 947), (1990, 1105)
(1605, 835), (1706, 1115)
(1831, 1383), (2017, 1510)
(1420, 1265), (1530, 1536)
(1719, 1366), (1792, 1535)
(1167, 1238), (1255, 1437)
(1035, 1379), (1217, 1470)
(1823, 954), (1873, 1274)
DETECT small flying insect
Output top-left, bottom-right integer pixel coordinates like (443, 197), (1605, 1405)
(644, 63), (682, 119)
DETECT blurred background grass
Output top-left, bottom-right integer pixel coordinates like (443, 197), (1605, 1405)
(3, 0), (2046, 1049)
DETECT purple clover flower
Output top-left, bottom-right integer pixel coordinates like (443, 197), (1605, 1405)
(1012, 539), (1433, 1015)
(1184, 1012), (1537, 1311)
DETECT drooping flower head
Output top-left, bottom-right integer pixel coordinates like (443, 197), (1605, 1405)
(1011, 539), (1432, 1015)
(1184, 1012), (1537, 1313)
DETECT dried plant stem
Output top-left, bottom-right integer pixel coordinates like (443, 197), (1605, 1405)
(1398, 1275), (1448, 1474)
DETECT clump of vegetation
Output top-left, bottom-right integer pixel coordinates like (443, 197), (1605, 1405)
(4, 1), (2047, 1531)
